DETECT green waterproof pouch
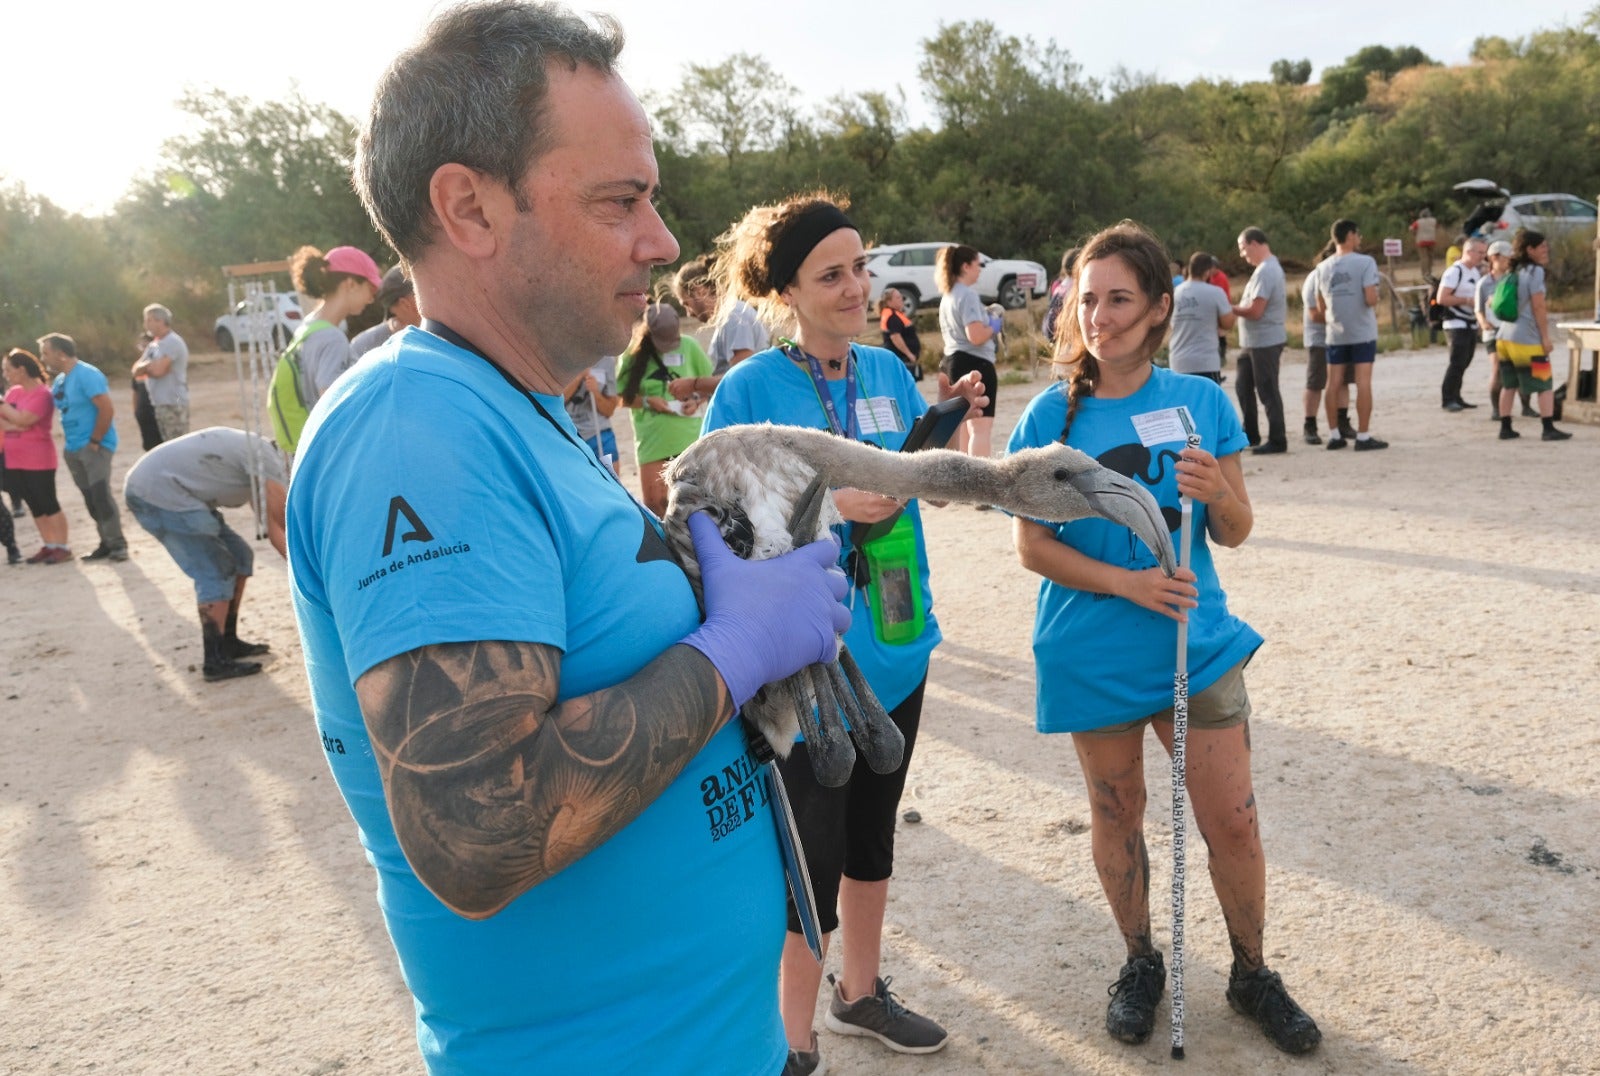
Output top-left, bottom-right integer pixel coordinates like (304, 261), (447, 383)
(861, 514), (923, 646)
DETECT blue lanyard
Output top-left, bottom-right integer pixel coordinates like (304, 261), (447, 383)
(790, 343), (858, 440)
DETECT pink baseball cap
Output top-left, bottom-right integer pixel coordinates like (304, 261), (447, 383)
(325, 246), (383, 289)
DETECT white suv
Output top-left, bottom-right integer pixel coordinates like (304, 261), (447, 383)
(865, 243), (1049, 311)
(214, 292), (305, 351)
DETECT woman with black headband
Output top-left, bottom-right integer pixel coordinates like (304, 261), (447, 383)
(702, 193), (986, 1074)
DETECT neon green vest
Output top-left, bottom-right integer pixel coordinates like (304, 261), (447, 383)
(267, 319), (334, 454)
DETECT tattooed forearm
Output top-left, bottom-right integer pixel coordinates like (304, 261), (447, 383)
(355, 640), (734, 918)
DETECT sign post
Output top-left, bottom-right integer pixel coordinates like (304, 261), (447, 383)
(1382, 238), (1405, 335)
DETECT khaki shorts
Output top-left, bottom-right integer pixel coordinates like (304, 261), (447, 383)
(1082, 658), (1252, 736)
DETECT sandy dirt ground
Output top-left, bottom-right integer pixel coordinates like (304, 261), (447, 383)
(2, 338), (1597, 1075)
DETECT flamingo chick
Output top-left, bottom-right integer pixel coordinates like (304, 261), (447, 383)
(664, 423), (1176, 786)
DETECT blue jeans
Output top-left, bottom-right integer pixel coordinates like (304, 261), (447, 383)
(126, 494), (253, 603)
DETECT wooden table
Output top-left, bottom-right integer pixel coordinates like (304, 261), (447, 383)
(1556, 321), (1600, 424)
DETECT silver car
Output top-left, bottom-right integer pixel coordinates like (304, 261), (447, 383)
(1454, 179), (1598, 239)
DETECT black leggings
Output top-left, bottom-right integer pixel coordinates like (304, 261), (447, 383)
(780, 677), (927, 935)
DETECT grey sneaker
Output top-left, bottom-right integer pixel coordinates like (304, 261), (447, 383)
(824, 974), (948, 1054)
(783, 1032), (826, 1076)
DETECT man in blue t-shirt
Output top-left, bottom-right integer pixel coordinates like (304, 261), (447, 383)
(290, 7), (852, 1073)
(39, 333), (127, 562)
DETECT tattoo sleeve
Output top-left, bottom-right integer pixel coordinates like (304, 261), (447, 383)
(355, 640), (734, 918)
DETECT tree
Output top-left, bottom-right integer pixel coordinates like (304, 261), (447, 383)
(115, 87), (384, 328)
(1271, 59), (1312, 86)
(658, 54), (798, 176)
(0, 183), (137, 361)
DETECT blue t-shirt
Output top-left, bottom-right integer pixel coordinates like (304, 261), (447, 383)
(702, 344), (940, 712)
(1006, 367), (1262, 732)
(287, 329), (785, 1075)
(53, 361), (119, 452)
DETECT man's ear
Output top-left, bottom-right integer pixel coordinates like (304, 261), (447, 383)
(428, 164), (511, 260)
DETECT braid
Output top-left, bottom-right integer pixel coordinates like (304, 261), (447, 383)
(1060, 354), (1099, 444)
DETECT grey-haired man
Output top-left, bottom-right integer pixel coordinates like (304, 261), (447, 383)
(286, 4), (849, 1072)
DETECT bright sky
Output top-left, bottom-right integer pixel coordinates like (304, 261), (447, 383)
(10, 0), (1591, 216)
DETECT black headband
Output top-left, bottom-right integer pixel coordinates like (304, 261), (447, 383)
(766, 203), (856, 294)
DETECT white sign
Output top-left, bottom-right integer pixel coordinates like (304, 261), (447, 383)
(1383, 238), (1404, 258)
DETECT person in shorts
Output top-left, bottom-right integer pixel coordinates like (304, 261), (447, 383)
(1493, 229), (1571, 441)
(1315, 220), (1387, 451)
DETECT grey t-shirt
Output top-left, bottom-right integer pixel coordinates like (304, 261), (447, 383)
(708, 301), (769, 375)
(1238, 255), (1287, 348)
(565, 356), (618, 440)
(300, 325), (355, 400)
(144, 331), (189, 407)
(1300, 268), (1326, 349)
(1168, 280), (1233, 373)
(939, 281), (996, 362)
(124, 427), (287, 513)
(1476, 272), (1502, 342)
(1496, 265), (1547, 346)
(349, 320), (397, 360)
(1317, 252), (1380, 346)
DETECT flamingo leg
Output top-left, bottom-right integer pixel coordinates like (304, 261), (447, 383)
(834, 646), (905, 774)
(793, 665), (856, 787)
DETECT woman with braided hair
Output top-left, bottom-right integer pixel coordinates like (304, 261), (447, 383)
(1007, 221), (1320, 1057)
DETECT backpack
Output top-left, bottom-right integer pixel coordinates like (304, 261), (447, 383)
(267, 319), (335, 455)
(1489, 273), (1519, 322)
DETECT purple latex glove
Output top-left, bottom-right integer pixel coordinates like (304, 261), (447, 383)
(682, 512), (851, 709)
(988, 314), (1004, 334)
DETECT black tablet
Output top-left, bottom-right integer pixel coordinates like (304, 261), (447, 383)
(898, 396), (969, 454)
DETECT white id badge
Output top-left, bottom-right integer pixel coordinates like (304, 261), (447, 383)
(855, 396), (906, 436)
(662, 350), (685, 368)
(1129, 406), (1194, 448)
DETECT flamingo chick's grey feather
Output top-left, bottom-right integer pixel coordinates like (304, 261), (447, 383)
(663, 423), (1177, 784)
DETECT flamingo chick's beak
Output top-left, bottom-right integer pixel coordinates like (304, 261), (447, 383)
(1066, 470), (1178, 576)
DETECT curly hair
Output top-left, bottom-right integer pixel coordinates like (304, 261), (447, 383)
(709, 190), (851, 334)
(289, 245), (366, 299)
(1053, 221), (1174, 444)
(1511, 228), (1547, 270)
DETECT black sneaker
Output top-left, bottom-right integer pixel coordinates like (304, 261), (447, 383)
(1456, 399), (1478, 409)
(1443, 401), (1464, 412)
(824, 974), (947, 1054)
(1337, 419), (1358, 440)
(83, 544), (112, 561)
(1226, 966), (1321, 1055)
(1105, 952), (1165, 1044)
(6, 547), (21, 566)
(1542, 426), (1572, 441)
(1521, 403), (1539, 417)
(1353, 436), (1388, 451)
(1251, 442), (1287, 455)
(1302, 423), (1321, 446)
(783, 1032), (826, 1076)
(203, 658), (263, 682)
(1499, 426), (1521, 440)
(226, 637), (272, 658)
(1326, 436), (1347, 451)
